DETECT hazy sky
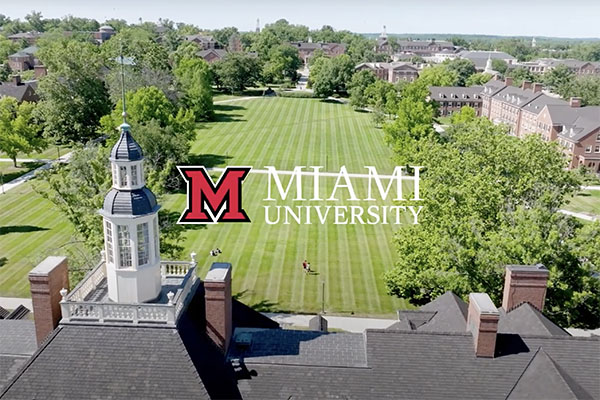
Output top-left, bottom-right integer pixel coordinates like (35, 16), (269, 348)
(1, 0), (599, 38)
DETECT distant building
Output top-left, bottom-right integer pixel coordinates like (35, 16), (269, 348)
(6, 31), (42, 45)
(374, 26), (392, 54)
(185, 34), (217, 50)
(428, 86), (483, 116)
(516, 58), (600, 76)
(394, 38), (454, 57)
(458, 50), (517, 71)
(7, 46), (39, 72)
(196, 49), (228, 63)
(289, 41), (346, 65)
(0, 75), (39, 103)
(356, 62), (419, 83)
(93, 25), (116, 44)
(228, 33), (243, 52)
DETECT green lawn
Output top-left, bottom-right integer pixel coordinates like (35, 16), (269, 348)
(0, 97), (411, 316)
(0, 162), (45, 183)
(0, 145), (71, 162)
(564, 190), (600, 216)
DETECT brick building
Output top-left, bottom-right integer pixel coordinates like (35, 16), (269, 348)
(517, 58), (600, 76)
(428, 86), (483, 116)
(7, 46), (39, 72)
(290, 41), (346, 65)
(185, 34), (217, 50)
(394, 38), (454, 57)
(356, 62), (419, 83)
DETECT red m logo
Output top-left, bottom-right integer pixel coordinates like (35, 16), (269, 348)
(177, 166), (251, 224)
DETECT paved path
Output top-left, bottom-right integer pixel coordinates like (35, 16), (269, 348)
(263, 312), (396, 332)
(582, 185), (600, 191)
(0, 158), (50, 163)
(558, 209), (598, 222)
(0, 297), (32, 311)
(0, 153), (71, 194)
(214, 96), (259, 104)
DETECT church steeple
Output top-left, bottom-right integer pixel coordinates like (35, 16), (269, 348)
(98, 51), (162, 303)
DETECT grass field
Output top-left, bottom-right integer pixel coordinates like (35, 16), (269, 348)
(564, 190), (600, 216)
(0, 97), (411, 316)
(0, 162), (45, 183)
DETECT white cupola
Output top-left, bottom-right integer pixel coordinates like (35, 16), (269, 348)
(99, 121), (162, 303)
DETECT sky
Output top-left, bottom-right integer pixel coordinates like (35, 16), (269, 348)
(1, 0), (599, 38)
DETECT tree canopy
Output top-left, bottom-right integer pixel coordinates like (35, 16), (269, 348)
(0, 98), (46, 166)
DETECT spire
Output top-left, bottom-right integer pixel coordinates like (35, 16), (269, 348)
(119, 39), (128, 127)
(381, 25), (387, 38)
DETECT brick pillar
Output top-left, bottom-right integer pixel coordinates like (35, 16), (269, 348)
(204, 262), (232, 353)
(467, 293), (499, 358)
(502, 264), (549, 312)
(28, 256), (69, 346)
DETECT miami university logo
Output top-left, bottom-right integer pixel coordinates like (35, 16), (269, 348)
(177, 166), (251, 224)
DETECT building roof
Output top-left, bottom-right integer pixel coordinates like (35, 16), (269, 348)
(492, 85), (543, 108)
(102, 187), (159, 216)
(498, 303), (570, 336)
(0, 320), (36, 391)
(185, 34), (215, 43)
(6, 32), (41, 40)
(521, 93), (567, 115)
(548, 105), (600, 142)
(196, 49), (228, 58)
(460, 50), (515, 69)
(429, 86), (483, 102)
(231, 328), (600, 400)
(110, 125), (143, 161)
(0, 81), (37, 103)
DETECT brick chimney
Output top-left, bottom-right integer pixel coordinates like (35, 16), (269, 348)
(521, 81), (532, 90)
(504, 77), (513, 87)
(34, 65), (47, 79)
(28, 256), (69, 346)
(502, 264), (549, 312)
(532, 83), (543, 93)
(11, 75), (22, 86)
(204, 262), (232, 353)
(569, 97), (582, 108)
(467, 293), (499, 358)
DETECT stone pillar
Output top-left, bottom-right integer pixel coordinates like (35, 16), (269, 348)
(204, 262), (232, 353)
(28, 256), (69, 346)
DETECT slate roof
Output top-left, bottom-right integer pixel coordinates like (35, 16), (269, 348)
(102, 187), (159, 216)
(197, 49), (228, 59)
(233, 329), (600, 400)
(499, 303), (570, 337)
(429, 86), (483, 102)
(110, 125), (143, 161)
(493, 84), (543, 107)
(0, 320), (36, 391)
(521, 93), (567, 115)
(0, 82), (38, 103)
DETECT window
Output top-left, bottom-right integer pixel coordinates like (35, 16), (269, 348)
(131, 165), (138, 186)
(119, 166), (127, 187)
(137, 223), (150, 265)
(597, 133), (600, 141)
(585, 146), (592, 153)
(595, 146), (600, 153)
(153, 217), (160, 261)
(111, 164), (118, 186)
(118, 225), (132, 268)
(105, 221), (114, 263)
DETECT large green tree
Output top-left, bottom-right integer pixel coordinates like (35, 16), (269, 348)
(417, 65), (459, 87)
(557, 76), (600, 106)
(384, 117), (599, 328)
(543, 64), (575, 91)
(0, 98), (46, 166)
(36, 38), (111, 143)
(309, 54), (354, 97)
(174, 57), (213, 121)
(445, 58), (477, 87)
(348, 69), (376, 109)
(212, 52), (262, 93)
(262, 44), (301, 83)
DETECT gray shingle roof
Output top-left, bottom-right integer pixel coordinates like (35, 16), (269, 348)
(102, 187), (159, 216)
(0, 325), (210, 400)
(499, 303), (570, 337)
(522, 94), (567, 115)
(0, 320), (37, 392)
(0, 82), (37, 103)
(110, 125), (143, 161)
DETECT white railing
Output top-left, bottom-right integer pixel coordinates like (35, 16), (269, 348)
(67, 259), (107, 302)
(61, 253), (198, 326)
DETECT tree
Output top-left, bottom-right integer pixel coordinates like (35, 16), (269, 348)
(25, 10), (45, 32)
(212, 52), (262, 93)
(556, 76), (600, 106)
(543, 64), (575, 91)
(450, 36), (469, 48)
(466, 72), (492, 86)
(449, 105), (477, 124)
(506, 66), (537, 87)
(0, 98), (46, 167)
(417, 65), (459, 87)
(384, 117), (599, 328)
(383, 81), (437, 161)
(348, 70), (376, 109)
(364, 79), (398, 116)
(445, 58), (476, 87)
(174, 57), (213, 121)
(0, 36), (18, 61)
(211, 26), (239, 48)
(491, 59), (508, 75)
(36, 38), (111, 143)
(309, 54), (354, 97)
(262, 44), (301, 83)
(100, 86), (176, 131)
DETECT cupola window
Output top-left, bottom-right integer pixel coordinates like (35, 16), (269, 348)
(118, 225), (132, 268)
